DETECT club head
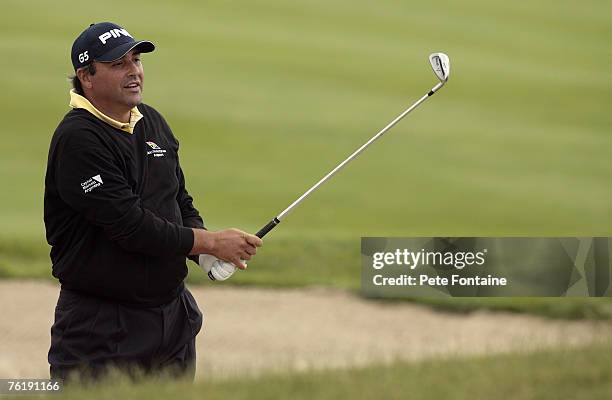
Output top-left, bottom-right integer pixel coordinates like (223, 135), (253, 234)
(429, 52), (450, 83)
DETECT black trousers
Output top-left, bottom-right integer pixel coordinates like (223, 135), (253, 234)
(48, 286), (203, 383)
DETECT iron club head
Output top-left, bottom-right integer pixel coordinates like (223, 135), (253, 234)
(429, 52), (450, 83)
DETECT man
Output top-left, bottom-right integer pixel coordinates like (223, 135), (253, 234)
(44, 22), (262, 382)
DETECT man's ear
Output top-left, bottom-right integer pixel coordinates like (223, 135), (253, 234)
(76, 66), (94, 90)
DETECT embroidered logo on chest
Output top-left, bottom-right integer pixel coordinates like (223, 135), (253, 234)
(145, 141), (167, 157)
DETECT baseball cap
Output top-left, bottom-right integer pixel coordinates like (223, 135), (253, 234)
(71, 22), (155, 70)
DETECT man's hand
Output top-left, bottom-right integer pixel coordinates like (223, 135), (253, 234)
(190, 228), (262, 269)
(199, 254), (241, 281)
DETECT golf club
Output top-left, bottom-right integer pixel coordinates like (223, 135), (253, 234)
(202, 52), (451, 280)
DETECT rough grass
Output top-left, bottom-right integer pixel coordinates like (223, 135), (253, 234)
(18, 342), (612, 400)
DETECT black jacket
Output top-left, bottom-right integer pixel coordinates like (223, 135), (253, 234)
(44, 104), (203, 307)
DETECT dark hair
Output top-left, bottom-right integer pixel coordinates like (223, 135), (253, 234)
(69, 63), (97, 95)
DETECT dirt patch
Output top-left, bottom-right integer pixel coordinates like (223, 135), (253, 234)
(0, 280), (610, 380)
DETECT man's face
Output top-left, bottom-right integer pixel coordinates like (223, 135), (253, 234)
(88, 50), (144, 109)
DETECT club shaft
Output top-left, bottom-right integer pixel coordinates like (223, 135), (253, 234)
(255, 82), (444, 238)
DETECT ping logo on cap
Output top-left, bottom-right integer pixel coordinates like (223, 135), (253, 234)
(71, 22), (155, 70)
(99, 28), (133, 45)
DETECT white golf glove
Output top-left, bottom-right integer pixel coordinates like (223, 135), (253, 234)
(199, 254), (245, 281)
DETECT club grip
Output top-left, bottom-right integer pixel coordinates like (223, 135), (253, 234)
(256, 218), (280, 238)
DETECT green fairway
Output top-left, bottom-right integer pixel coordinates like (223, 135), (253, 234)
(1, 1), (611, 294)
(19, 342), (612, 400)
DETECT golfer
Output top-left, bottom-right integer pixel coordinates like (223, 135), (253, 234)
(44, 22), (262, 382)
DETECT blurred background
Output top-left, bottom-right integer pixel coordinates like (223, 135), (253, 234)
(0, 0), (611, 398)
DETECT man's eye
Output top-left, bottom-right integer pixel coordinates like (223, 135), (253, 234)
(113, 62), (123, 67)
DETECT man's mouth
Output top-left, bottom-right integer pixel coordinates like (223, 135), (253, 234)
(124, 82), (140, 89)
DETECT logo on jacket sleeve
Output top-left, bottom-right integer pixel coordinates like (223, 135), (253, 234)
(145, 141), (166, 157)
(81, 174), (104, 193)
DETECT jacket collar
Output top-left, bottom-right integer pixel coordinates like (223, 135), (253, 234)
(69, 90), (143, 134)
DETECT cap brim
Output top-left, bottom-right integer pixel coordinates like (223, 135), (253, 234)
(96, 40), (155, 63)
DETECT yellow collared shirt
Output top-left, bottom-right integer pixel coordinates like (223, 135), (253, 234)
(69, 89), (143, 134)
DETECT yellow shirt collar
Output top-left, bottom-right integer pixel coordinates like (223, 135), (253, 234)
(69, 90), (143, 134)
